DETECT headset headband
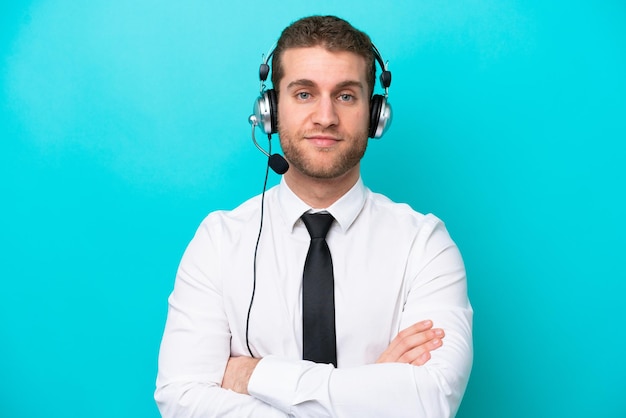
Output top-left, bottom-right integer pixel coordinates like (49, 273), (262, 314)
(258, 43), (391, 97)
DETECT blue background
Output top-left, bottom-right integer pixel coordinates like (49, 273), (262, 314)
(2, 1), (625, 417)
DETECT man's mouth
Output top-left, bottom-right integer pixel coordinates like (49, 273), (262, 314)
(305, 135), (340, 147)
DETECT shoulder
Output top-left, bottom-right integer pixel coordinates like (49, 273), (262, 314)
(363, 190), (463, 269)
(196, 183), (286, 235)
(364, 188), (444, 232)
(196, 186), (278, 238)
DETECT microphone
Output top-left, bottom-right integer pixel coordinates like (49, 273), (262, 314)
(268, 153), (289, 175)
(249, 115), (289, 175)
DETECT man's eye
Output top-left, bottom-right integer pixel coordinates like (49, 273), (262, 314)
(297, 92), (311, 100)
(339, 94), (354, 102)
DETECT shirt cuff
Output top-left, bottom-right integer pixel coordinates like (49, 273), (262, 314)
(248, 355), (334, 414)
(248, 356), (299, 413)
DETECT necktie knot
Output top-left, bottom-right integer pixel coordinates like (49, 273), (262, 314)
(301, 213), (334, 240)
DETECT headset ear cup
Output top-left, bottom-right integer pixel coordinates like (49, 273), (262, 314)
(267, 89), (278, 134)
(369, 94), (392, 139)
(369, 95), (383, 138)
(253, 89), (278, 135)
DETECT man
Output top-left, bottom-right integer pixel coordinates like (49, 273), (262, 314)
(155, 15), (472, 417)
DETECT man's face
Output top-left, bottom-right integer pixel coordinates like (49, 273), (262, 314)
(276, 46), (371, 180)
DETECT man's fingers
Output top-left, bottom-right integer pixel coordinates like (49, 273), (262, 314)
(401, 336), (444, 365)
(377, 320), (445, 364)
(386, 320), (433, 352)
(389, 327), (444, 358)
(400, 320), (434, 337)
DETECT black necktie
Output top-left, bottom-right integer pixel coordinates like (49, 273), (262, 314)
(301, 212), (337, 367)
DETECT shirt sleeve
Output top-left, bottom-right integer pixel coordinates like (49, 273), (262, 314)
(247, 215), (473, 418)
(154, 215), (289, 418)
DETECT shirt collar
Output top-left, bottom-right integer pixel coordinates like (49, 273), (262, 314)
(278, 177), (366, 233)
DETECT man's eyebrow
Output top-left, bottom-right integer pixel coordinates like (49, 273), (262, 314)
(286, 79), (316, 90)
(285, 79), (365, 91)
(335, 80), (365, 90)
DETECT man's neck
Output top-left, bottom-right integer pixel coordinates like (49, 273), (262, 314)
(283, 166), (360, 209)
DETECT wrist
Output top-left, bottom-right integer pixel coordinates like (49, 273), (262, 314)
(222, 356), (261, 395)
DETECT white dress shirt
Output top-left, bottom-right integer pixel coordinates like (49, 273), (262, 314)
(155, 177), (473, 417)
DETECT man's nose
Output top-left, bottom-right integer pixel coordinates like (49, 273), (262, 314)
(311, 96), (339, 128)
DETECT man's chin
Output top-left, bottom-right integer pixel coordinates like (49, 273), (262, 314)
(291, 158), (361, 180)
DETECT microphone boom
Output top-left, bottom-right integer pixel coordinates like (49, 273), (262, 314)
(249, 115), (289, 175)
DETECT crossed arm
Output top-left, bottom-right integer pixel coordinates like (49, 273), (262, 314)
(222, 320), (445, 395)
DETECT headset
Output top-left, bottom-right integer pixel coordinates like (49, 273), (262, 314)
(250, 43), (393, 141)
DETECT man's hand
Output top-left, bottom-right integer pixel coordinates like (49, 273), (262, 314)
(376, 320), (444, 366)
(221, 356), (261, 395)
